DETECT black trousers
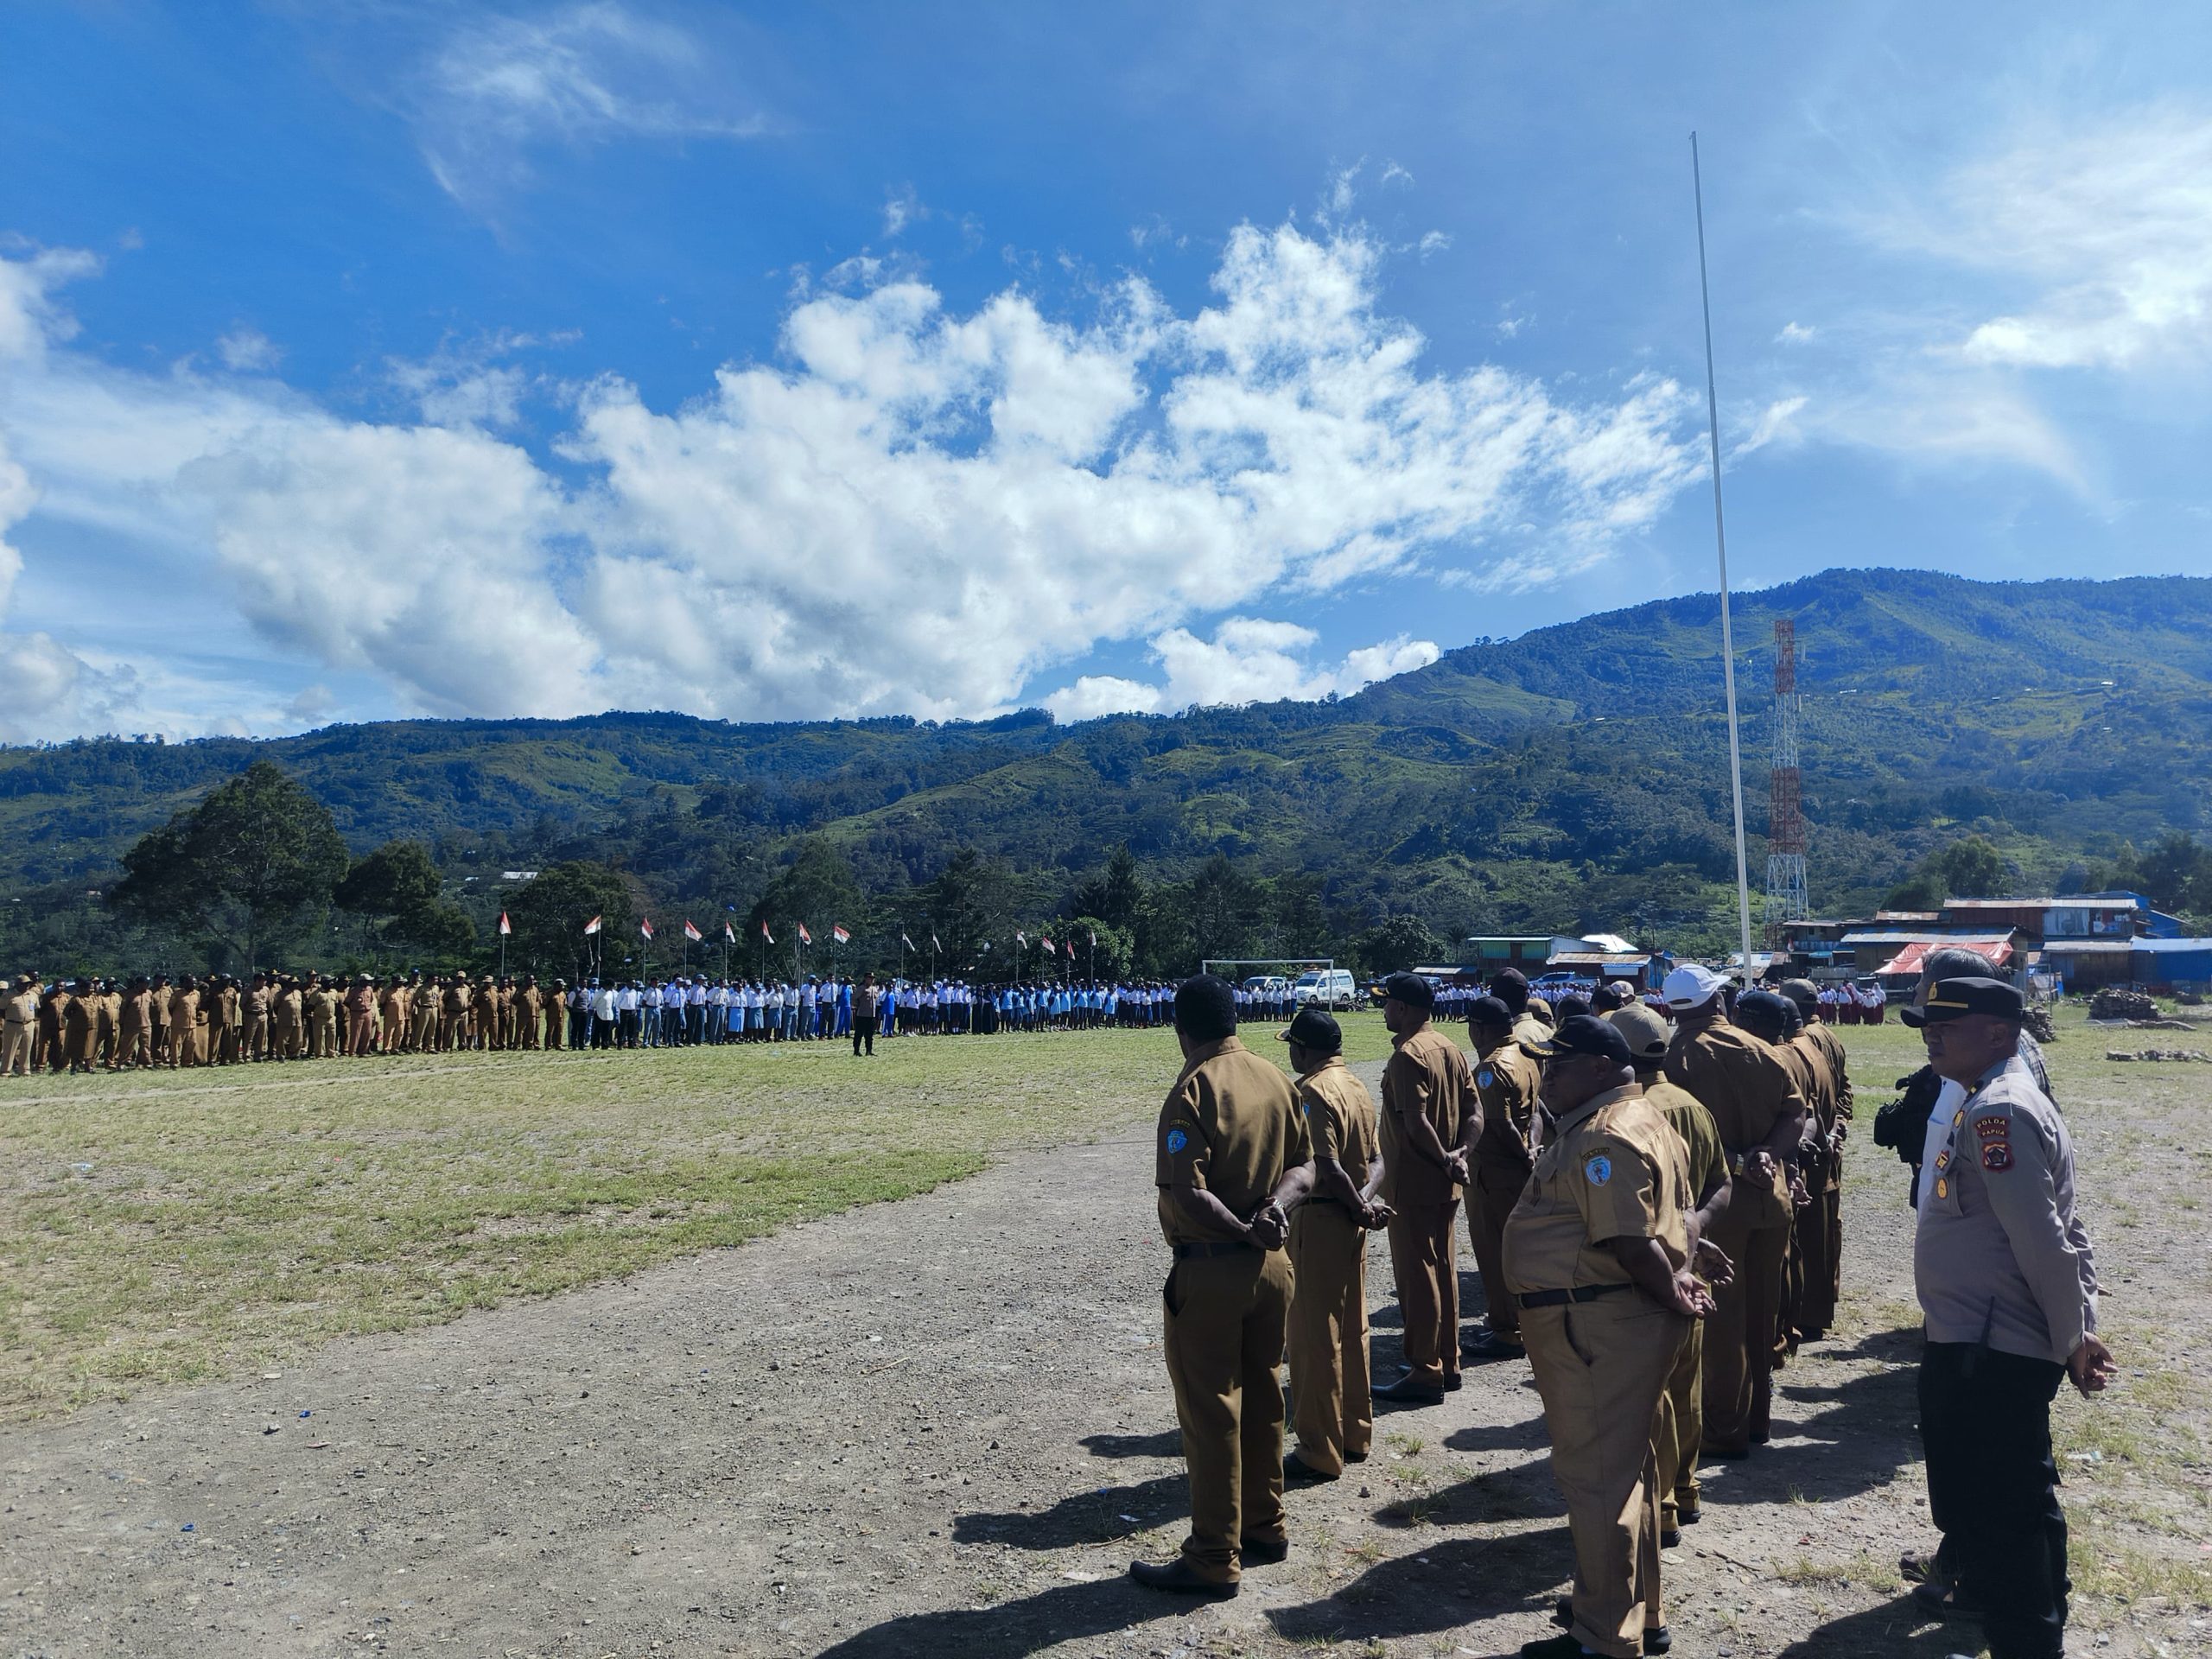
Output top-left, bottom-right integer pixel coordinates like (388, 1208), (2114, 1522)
(1920, 1341), (2069, 1658)
(852, 1014), (877, 1055)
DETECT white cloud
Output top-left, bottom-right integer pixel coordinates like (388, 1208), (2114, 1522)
(0, 219), (1705, 737)
(216, 327), (282, 372)
(1738, 395), (1808, 456)
(1418, 230), (1452, 260)
(1777, 321), (1815, 344)
(1871, 107), (2212, 372)
(1044, 618), (1440, 720)
(411, 3), (769, 207)
(883, 185), (923, 239)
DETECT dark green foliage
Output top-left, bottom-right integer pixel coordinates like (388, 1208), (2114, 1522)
(109, 759), (350, 969)
(504, 861), (635, 979)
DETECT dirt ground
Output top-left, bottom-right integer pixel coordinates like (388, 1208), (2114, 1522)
(3, 1022), (2206, 1659)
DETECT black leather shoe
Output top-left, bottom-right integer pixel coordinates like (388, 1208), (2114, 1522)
(1660, 1526), (1682, 1548)
(1462, 1333), (1526, 1363)
(1550, 1603), (1669, 1656)
(1283, 1452), (1337, 1484)
(1644, 1627), (1672, 1655)
(1372, 1376), (1446, 1406)
(1128, 1558), (1237, 1599)
(1239, 1534), (1289, 1565)
(1521, 1635), (1587, 1658)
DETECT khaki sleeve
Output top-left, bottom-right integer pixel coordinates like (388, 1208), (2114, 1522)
(1381, 1048), (1426, 1121)
(1155, 1077), (1212, 1192)
(1303, 1084), (1344, 1166)
(1284, 1087), (1313, 1168)
(1569, 1132), (1662, 1246)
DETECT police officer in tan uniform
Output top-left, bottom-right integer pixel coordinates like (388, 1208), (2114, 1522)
(165, 976), (200, 1068)
(1661, 965), (1805, 1459)
(1464, 994), (1543, 1363)
(1611, 1003), (1735, 1543)
(1373, 973), (1478, 1405)
(544, 980), (568, 1050)
(1132, 975), (1313, 1599)
(3, 975), (38, 1077)
(1279, 1006), (1387, 1483)
(1781, 979), (1850, 1342)
(1506, 1015), (1712, 1659)
(1734, 990), (1821, 1367)
(113, 977), (151, 1070)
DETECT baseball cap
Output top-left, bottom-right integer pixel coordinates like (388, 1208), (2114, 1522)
(1607, 1004), (1670, 1062)
(1381, 972), (1434, 1010)
(1522, 1013), (1633, 1065)
(1465, 994), (1512, 1027)
(1901, 976), (2025, 1027)
(1279, 1006), (1343, 1052)
(1662, 964), (1728, 1009)
(1779, 978), (1821, 1012)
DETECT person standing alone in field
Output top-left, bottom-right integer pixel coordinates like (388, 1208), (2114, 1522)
(1132, 974), (1313, 1599)
(1279, 1006), (1387, 1484)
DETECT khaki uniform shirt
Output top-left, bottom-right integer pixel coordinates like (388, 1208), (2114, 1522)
(1379, 1025), (1474, 1209)
(1502, 1083), (1692, 1295)
(1293, 1056), (1379, 1228)
(1472, 1039), (1543, 1175)
(3, 990), (35, 1026)
(1155, 1036), (1311, 1246)
(1642, 1076), (1728, 1206)
(1662, 1017), (1804, 1224)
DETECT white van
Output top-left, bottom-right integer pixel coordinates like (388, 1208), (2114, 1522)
(1292, 968), (1357, 1010)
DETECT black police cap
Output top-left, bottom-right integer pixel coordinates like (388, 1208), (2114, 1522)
(1521, 1013), (1633, 1065)
(1278, 1006), (1343, 1052)
(1901, 976), (2025, 1027)
(1381, 972), (1434, 1009)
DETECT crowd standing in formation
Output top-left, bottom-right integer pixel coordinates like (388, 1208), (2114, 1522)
(1140, 957), (2104, 1659)
(0, 969), (1227, 1073)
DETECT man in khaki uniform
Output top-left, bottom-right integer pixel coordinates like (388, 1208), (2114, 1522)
(1131, 975), (1313, 1599)
(1736, 991), (1821, 1368)
(1280, 1007), (1385, 1483)
(379, 977), (409, 1055)
(473, 977), (500, 1051)
(1464, 994), (1543, 1363)
(3, 975), (36, 1076)
(146, 975), (168, 1065)
(1662, 965), (1806, 1458)
(517, 976), (543, 1050)
(272, 976), (304, 1060)
(1612, 1004), (1735, 1541)
(60, 978), (98, 1073)
(92, 979), (120, 1068)
(1782, 980), (1850, 1341)
(113, 977), (151, 1070)
(35, 980), (66, 1073)
(346, 977), (379, 1056)
(244, 975), (271, 1061)
(1373, 973), (1477, 1405)
(545, 980), (568, 1050)
(410, 976), (439, 1052)
(442, 976), (470, 1052)
(1506, 1015), (1711, 1659)
(166, 976), (200, 1068)
(1490, 969), (1550, 1048)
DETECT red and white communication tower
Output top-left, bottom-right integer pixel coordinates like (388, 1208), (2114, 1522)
(1765, 619), (1808, 939)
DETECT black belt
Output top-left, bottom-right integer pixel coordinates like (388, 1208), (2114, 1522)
(1516, 1282), (1632, 1309)
(1172, 1240), (1259, 1260)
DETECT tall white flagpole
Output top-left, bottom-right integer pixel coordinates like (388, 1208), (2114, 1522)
(1692, 131), (1758, 990)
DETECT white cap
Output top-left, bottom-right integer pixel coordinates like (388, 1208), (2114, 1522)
(1662, 964), (1728, 1010)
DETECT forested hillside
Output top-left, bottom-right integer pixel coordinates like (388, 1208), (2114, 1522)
(7, 568), (2210, 976)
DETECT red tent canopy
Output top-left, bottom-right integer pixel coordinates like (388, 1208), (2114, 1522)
(1875, 936), (2014, 977)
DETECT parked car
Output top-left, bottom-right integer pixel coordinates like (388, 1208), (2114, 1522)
(1292, 968), (1357, 1010)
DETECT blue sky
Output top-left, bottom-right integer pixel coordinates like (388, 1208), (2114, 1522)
(2, 1), (2209, 739)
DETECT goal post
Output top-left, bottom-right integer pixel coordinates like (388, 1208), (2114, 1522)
(1201, 958), (1336, 979)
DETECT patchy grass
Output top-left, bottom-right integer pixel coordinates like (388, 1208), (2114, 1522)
(0, 1027), (1204, 1421)
(1773, 1551), (1904, 1593)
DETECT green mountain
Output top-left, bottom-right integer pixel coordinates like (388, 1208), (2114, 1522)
(7, 567), (2210, 972)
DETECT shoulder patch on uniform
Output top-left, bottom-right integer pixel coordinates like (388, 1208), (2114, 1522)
(1974, 1114), (2009, 1139)
(1585, 1153), (1612, 1186)
(1477, 1066), (1494, 1088)
(1980, 1141), (2013, 1173)
(1165, 1127), (1190, 1154)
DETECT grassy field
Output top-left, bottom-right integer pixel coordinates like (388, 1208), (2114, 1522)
(0, 1012), (1407, 1423)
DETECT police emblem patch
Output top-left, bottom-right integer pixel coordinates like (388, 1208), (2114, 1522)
(1165, 1128), (1188, 1154)
(1478, 1067), (1494, 1088)
(1974, 1115), (2008, 1139)
(1936, 1177), (1949, 1199)
(1585, 1154), (1612, 1186)
(1981, 1141), (2013, 1173)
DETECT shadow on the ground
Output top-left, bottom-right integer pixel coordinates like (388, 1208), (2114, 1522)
(1774, 1592), (1960, 1656)
(814, 1577), (1170, 1658)
(1268, 1524), (1570, 1643)
(1372, 1458), (1566, 1529)
(1077, 1430), (1180, 1459)
(952, 1473), (1185, 1548)
(1704, 1351), (1922, 1509)
(1440, 1396), (1548, 1456)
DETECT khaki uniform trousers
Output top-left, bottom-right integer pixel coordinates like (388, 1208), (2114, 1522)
(1702, 1207), (1788, 1455)
(1777, 1213), (1803, 1366)
(544, 1007), (565, 1050)
(1162, 1247), (1294, 1585)
(273, 1014), (301, 1060)
(1523, 1294), (1687, 1659)
(1467, 1161), (1529, 1340)
(2, 1020), (29, 1077)
(1799, 1176), (1842, 1335)
(1286, 1208), (1370, 1477)
(412, 1003), (438, 1053)
(1385, 1199), (1460, 1390)
(1654, 1316), (1704, 1529)
(114, 1018), (149, 1069)
(245, 1014), (270, 1061)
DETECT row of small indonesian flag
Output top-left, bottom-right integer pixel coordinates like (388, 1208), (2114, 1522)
(510, 912), (1098, 957)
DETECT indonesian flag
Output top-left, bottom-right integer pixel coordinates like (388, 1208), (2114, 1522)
(583, 914), (603, 936)
(726, 921), (737, 944)
(931, 932), (941, 951)
(760, 920), (775, 945)
(683, 920), (703, 942)
(797, 923), (812, 945)
(1040, 934), (1055, 953)
(1088, 928), (1096, 947)
(498, 912), (512, 936)
(1016, 930), (1027, 947)
(831, 925), (851, 945)
(639, 918), (655, 941)
(900, 931), (915, 950)
(1066, 942), (1076, 959)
